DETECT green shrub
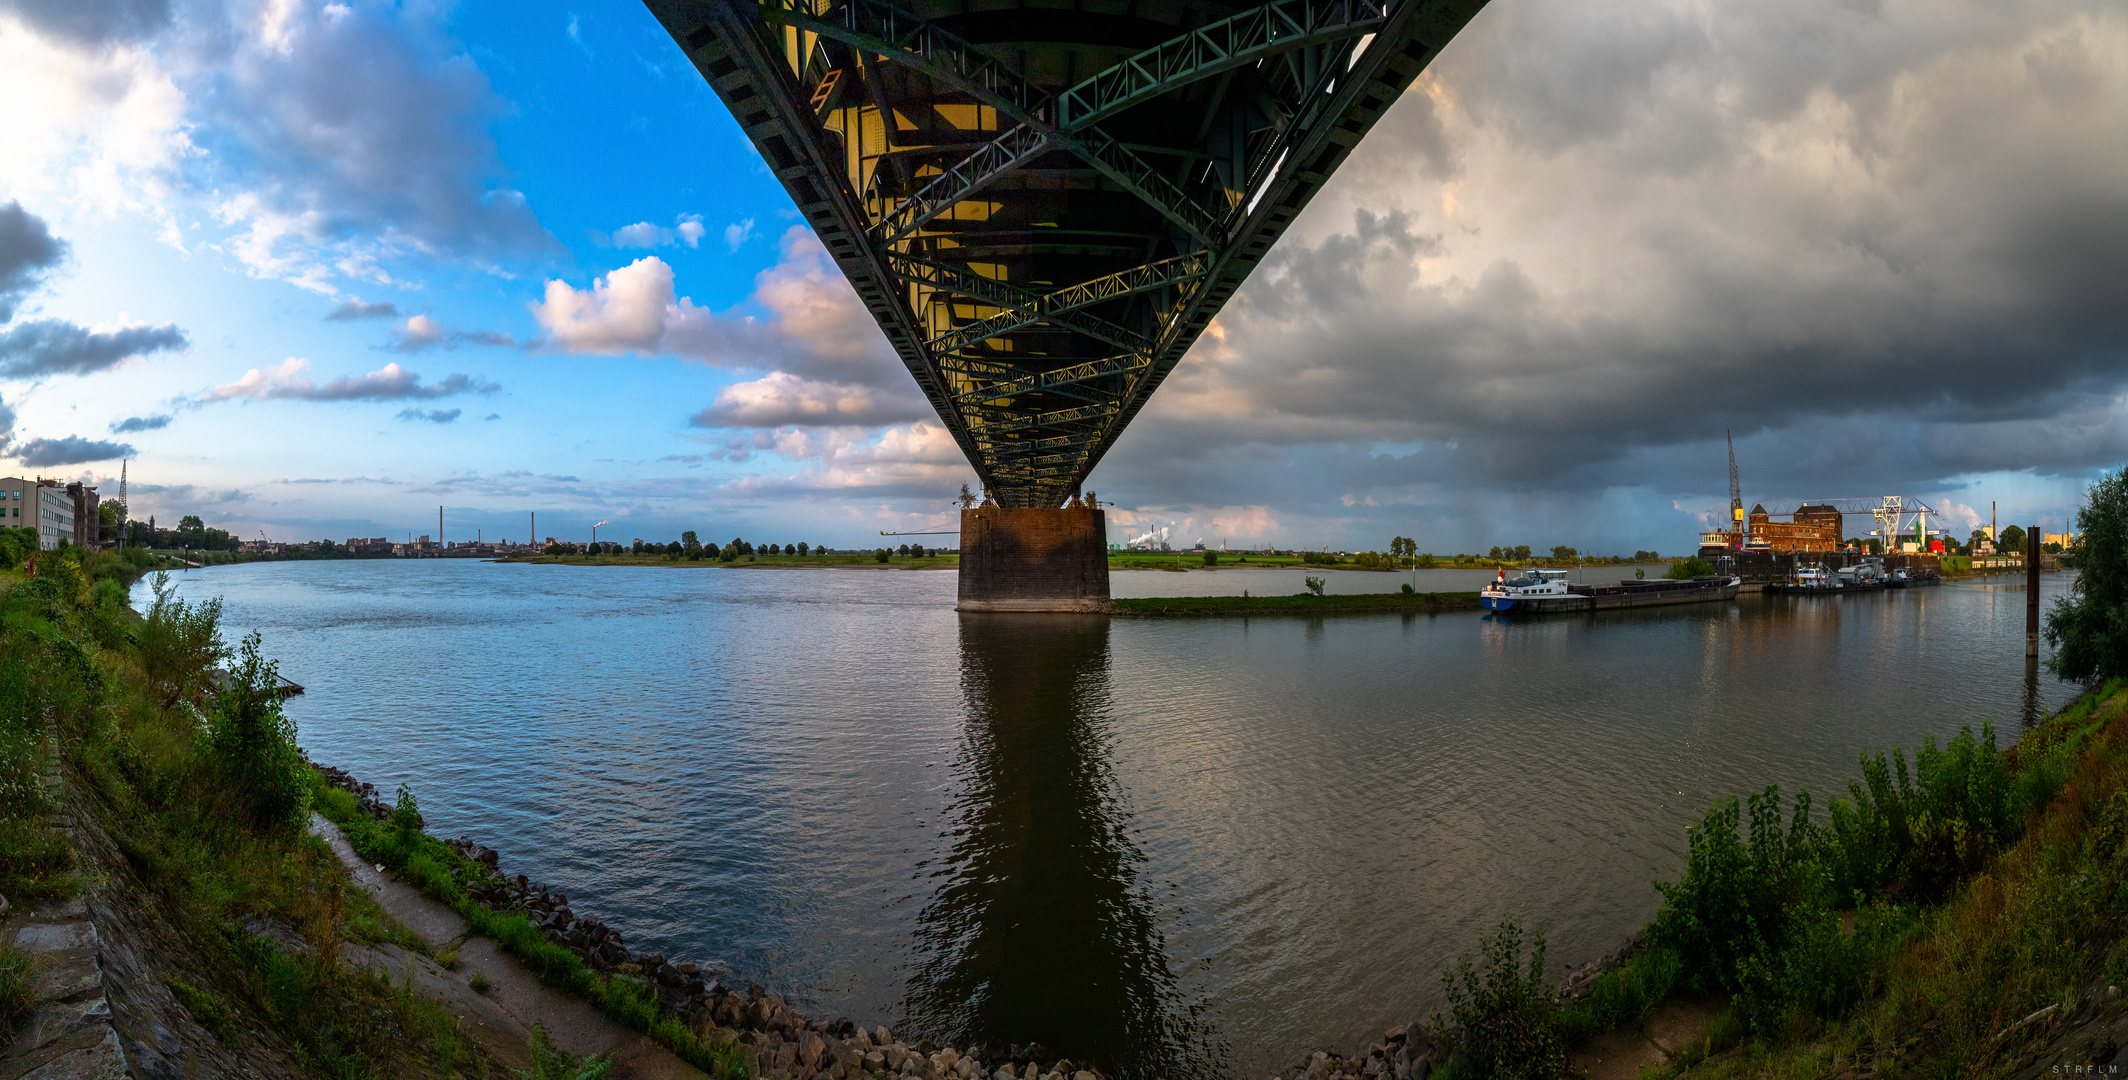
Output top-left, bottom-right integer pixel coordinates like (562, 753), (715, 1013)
(1438, 918), (1564, 1079)
(1652, 786), (1818, 994)
(1666, 556), (1715, 579)
(1556, 946), (1683, 1044)
(1821, 723), (2017, 903)
(1304, 576), (1325, 596)
(200, 633), (310, 831)
(2046, 466), (2128, 682)
(138, 572), (224, 706)
(165, 973), (237, 1042)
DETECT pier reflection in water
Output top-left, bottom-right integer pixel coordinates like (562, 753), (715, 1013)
(145, 562), (2086, 1080)
(906, 615), (1224, 1078)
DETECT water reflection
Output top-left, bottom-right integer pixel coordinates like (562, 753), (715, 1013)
(903, 614), (1225, 1078)
(2023, 655), (2044, 730)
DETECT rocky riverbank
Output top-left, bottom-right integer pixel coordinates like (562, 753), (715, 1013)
(1270, 933), (1649, 1080)
(314, 763), (1108, 1080)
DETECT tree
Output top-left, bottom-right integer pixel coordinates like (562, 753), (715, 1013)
(682, 530), (700, 552)
(875, 548), (890, 563)
(1511, 545), (1532, 562)
(1551, 545), (1578, 564)
(910, 543), (926, 558)
(179, 515), (204, 531)
(2000, 525), (2026, 552)
(958, 484), (978, 510)
(1389, 536), (1416, 565)
(2045, 468), (2127, 683)
(1667, 556), (1715, 580)
(798, 542), (810, 556)
(898, 543), (911, 555)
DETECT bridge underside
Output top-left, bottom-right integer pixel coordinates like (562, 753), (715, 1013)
(646, 0), (1486, 510)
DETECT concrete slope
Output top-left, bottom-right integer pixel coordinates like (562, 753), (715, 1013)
(308, 814), (707, 1080)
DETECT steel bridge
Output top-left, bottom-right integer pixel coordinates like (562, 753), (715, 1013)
(646, 0), (1487, 508)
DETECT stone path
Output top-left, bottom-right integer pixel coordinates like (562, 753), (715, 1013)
(308, 813), (707, 1080)
(1, 895), (127, 1080)
(1, 741), (127, 1080)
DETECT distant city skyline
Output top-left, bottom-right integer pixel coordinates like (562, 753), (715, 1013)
(0, 0), (2120, 553)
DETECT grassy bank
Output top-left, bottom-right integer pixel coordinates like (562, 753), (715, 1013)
(0, 550), (490, 1074)
(1419, 679), (2128, 1079)
(1110, 590), (1483, 616)
(311, 783), (747, 1076)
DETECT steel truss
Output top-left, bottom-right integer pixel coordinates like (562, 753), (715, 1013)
(645, 0), (1486, 507)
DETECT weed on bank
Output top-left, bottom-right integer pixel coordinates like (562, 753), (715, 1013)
(1428, 681), (2128, 1078)
(0, 548), (480, 1075)
(314, 782), (751, 1078)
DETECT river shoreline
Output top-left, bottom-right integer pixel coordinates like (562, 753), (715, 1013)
(1109, 591), (1484, 616)
(310, 756), (1663, 1080)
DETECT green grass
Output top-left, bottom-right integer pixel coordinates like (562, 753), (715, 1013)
(1, 551), (499, 1077)
(313, 784), (751, 1078)
(1439, 679), (2128, 1079)
(0, 937), (35, 1045)
(1110, 590), (1483, 615)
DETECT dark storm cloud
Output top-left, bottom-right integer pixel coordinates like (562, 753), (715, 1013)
(0, 0), (170, 47)
(325, 299), (398, 322)
(0, 319), (190, 377)
(0, 201), (67, 324)
(14, 435), (136, 467)
(1112, 0), (2128, 526)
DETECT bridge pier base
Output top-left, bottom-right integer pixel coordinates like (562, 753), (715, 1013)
(957, 506), (1111, 613)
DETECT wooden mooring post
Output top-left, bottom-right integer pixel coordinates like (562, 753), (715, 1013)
(2026, 523), (2041, 658)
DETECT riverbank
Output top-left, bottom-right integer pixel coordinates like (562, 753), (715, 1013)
(0, 552), (1115, 1079)
(497, 550), (959, 569)
(311, 764), (1107, 1080)
(0, 555), (701, 1077)
(1110, 591), (1483, 616)
(1331, 677), (2128, 1080)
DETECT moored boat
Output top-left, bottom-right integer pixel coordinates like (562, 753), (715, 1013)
(1765, 563), (1842, 594)
(1480, 569), (1742, 614)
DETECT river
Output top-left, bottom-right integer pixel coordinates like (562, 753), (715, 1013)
(142, 561), (2082, 1077)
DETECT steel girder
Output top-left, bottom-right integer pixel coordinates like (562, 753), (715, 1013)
(644, 0), (1487, 508)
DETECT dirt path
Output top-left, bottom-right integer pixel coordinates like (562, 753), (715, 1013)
(1567, 998), (1726, 1080)
(308, 814), (707, 1080)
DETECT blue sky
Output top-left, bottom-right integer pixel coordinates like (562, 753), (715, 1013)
(1, 0), (2122, 552)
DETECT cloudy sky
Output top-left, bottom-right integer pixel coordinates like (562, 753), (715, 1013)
(0, 0), (2120, 552)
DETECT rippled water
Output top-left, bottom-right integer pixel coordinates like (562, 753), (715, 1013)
(144, 562), (2082, 1077)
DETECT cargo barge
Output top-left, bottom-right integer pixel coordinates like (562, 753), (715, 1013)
(1479, 569), (1742, 614)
